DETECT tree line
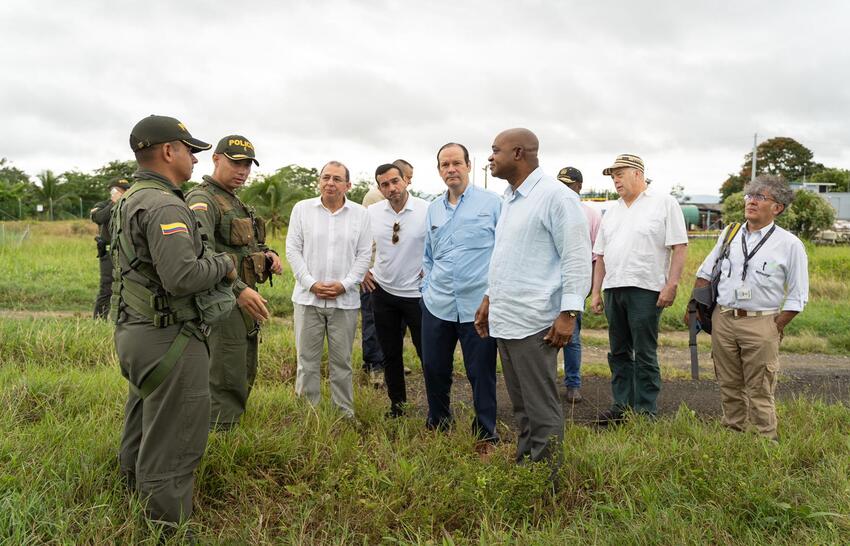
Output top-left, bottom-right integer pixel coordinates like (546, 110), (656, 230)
(0, 158), (372, 232)
(716, 137), (844, 239)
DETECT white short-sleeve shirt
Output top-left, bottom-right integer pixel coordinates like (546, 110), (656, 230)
(368, 195), (429, 298)
(593, 189), (688, 292)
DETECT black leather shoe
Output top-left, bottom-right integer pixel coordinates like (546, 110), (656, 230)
(595, 409), (626, 427)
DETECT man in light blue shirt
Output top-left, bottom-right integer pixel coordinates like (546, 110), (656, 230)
(475, 128), (591, 475)
(421, 142), (502, 455)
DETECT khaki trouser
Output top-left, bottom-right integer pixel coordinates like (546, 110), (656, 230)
(710, 307), (781, 440)
(293, 304), (358, 416)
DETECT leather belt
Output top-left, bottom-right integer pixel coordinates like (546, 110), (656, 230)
(719, 306), (779, 318)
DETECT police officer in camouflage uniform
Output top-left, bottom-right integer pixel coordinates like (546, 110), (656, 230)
(90, 178), (130, 319)
(186, 135), (282, 430)
(113, 115), (236, 525)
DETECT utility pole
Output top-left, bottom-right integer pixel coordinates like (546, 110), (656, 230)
(482, 164), (489, 189)
(79, 197), (83, 218)
(750, 133), (758, 182)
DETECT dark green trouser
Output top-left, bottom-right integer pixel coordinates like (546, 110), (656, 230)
(208, 306), (258, 428)
(93, 254), (113, 320)
(604, 287), (663, 415)
(116, 309), (210, 524)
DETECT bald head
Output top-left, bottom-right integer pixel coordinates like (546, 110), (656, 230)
(488, 128), (541, 186)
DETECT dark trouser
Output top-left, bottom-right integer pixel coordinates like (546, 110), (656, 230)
(421, 302), (499, 442)
(497, 329), (563, 472)
(359, 288), (385, 372)
(208, 306), (259, 428)
(116, 311), (210, 524)
(93, 254), (113, 320)
(604, 287), (662, 415)
(371, 285), (423, 411)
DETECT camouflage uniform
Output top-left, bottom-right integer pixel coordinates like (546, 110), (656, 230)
(187, 171), (274, 429)
(113, 116), (234, 524)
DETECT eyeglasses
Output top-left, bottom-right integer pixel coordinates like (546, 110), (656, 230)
(391, 221), (400, 244)
(744, 193), (775, 203)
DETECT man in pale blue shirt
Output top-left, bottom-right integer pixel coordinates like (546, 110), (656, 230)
(475, 128), (592, 476)
(422, 142), (502, 456)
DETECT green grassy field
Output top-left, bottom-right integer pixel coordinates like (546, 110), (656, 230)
(2, 316), (849, 544)
(3, 220), (849, 353)
(1, 221), (849, 544)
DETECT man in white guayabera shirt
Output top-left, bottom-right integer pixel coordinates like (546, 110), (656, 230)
(362, 163), (429, 418)
(475, 128), (591, 479)
(285, 161), (372, 417)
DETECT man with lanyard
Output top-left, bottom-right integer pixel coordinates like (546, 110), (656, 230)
(363, 163), (429, 418)
(687, 175), (808, 441)
(421, 142), (502, 457)
(186, 135), (282, 430)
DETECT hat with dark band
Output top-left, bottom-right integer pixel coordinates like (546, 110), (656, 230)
(557, 166), (583, 185)
(108, 178), (131, 190)
(129, 115), (211, 153)
(602, 154), (644, 176)
(214, 135), (259, 166)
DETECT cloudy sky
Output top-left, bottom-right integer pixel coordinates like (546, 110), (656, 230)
(2, 1), (848, 197)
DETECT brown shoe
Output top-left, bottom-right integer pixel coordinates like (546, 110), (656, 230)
(474, 441), (497, 462)
(565, 387), (583, 403)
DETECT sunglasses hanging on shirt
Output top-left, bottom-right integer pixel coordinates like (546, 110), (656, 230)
(392, 221), (401, 244)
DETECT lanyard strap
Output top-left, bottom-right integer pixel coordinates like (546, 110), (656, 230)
(740, 224), (776, 281)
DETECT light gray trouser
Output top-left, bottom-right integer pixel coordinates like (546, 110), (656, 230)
(294, 304), (358, 416)
(497, 328), (564, 474)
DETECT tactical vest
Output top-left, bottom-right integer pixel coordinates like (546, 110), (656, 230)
(187, 179), (271, 287)
(110, 180), (235, 399)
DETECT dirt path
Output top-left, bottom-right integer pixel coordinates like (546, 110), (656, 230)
(4, 309), (848, 432)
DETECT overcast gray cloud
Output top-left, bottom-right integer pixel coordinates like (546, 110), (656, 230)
(2, 0), (848, 197)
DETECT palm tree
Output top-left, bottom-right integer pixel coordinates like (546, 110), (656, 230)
(34, 170), (76, 221)
(241, 166), (317, 235)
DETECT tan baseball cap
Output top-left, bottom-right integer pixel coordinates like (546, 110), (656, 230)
(602, 154), (644, 176)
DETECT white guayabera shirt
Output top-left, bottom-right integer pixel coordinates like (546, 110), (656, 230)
(285, 197), (372, 309)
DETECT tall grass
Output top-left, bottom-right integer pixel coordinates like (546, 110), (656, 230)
(2, 362), (848, 544)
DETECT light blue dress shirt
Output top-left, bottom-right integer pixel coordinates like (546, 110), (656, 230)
(422, 184), (502, 323)
(487, 168), (592, 339)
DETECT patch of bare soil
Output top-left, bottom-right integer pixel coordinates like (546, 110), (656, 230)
(394, 350), (850, 439)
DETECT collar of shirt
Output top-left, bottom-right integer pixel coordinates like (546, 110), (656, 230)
(744, 221), (775, 238)
(202, 175), (235, 196)
(502, 167), (544, 202)
(134, 170), (183, 199)
(382, 193), (416, 215)
(617, 187), (655, 205)
(313, 195), (352, 215)
(440, 183), (474, 210)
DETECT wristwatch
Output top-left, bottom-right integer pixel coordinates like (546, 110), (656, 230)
(566, 311), (579, 318)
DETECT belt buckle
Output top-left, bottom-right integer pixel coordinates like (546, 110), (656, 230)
(153, 312), (171, 328)
(198, 322), (211, 337)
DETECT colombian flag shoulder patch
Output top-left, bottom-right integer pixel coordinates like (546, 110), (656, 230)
(160, 222), (189, 236)
(189, 202), (208, 212)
